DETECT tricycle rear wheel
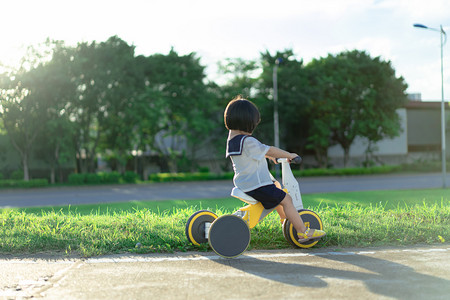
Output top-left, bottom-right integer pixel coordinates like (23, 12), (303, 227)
(185, 210), (217, 245)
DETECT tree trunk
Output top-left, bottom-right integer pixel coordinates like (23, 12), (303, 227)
(343, 147), (350, 167)
(8, 137), (30, 181)
(51, 143), (60, 184)
(50, 166), (55, 184)
(23, 153), (30, 181)
(58, 167), (64, 183)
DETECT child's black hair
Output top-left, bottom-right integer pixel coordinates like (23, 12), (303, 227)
(224, 95), (261, 133)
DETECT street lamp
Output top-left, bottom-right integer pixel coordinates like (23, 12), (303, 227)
(273, 58), (282, 178)
(413, 23), (447, 188)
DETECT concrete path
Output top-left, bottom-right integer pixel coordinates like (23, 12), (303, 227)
(1, 245), (449, 299)
(0, 173), (447, 208)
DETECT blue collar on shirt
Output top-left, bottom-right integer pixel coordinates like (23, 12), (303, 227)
(226, 135), (250, 158)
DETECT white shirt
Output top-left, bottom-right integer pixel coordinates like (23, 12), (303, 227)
(227, 135), (272, 192)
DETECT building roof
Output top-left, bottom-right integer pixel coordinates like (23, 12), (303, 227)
(405, 101), (449, 110)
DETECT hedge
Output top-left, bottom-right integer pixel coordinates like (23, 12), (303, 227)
(67, 171), (133, 185)
(291, 165), (402, 177)
(123, 171), (139, 183)
(148, 172), (234, 182)
(0, 179), (49, 188)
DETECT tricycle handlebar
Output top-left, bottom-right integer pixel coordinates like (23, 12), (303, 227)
(276, 156), (302, 164)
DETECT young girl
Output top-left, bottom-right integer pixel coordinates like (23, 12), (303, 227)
(224, 96), (326, 242)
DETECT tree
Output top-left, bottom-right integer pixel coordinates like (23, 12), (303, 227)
(0, 77), (38, 180)
(69, 36), (140, 173)
(0, 40), (63, 180)
(34, 116), (75, 183)
(305, 105), (334, 168)
(306, 50), (408, 166)
(95, 38), (145, 173)
(31, 42), (78, 183)
(217, 58), (260, 100)
(214, 58), (261, 168)
(139, 49), (216, 172)
(257, 50), (312, 154)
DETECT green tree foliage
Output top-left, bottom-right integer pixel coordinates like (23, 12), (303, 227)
(69, 36), (141, 173)
(96, 38), (145, 173)
(217, 58), (260, 100)
(0, 36), (411, 180)
(215, 58), (261, 168)
(0, 40), (64, 180)
(31, 42), (77, 183)
(306, 50), (408, 166)
(0, 74), (39, 180)
(257, 50), (311, 153)
(139, 49), (217, 172)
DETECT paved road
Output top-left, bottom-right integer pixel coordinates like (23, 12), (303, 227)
(1, 245), (449, 299)
(0, 173), (447, 208)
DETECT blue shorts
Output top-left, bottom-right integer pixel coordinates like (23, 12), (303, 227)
(244, 184), (286, 209)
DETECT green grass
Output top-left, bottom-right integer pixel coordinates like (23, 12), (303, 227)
(0, 189), (449, 257)
(305, 189), (450, 209)
(15, 198), (243, 216)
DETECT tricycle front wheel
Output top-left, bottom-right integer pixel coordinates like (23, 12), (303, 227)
(282, 209), (324, 248)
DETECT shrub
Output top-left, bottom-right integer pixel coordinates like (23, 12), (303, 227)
(11, 170), (24, 180)
(198, 166), (210, 173)
(148, 172), (233, 182)
(68, 173), (86, 184)
(122, 171), (139, 183)
(101, 172), (121, 184)
(21, 179), (49, 188)
(85, 173), (102, 184)
(291, 165), (401, 178)
(0, 179), (48, 188)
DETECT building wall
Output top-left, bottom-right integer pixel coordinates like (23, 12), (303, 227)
(407, 108), (442, 151)
(326, 101), (450, 167)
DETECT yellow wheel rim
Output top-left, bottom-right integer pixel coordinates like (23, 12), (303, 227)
(188, 211), (217, 245)
(288, 210), (323, 248)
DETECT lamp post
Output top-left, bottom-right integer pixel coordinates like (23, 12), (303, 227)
(273, 58), (282, 178)
(414, 23), (447, 188)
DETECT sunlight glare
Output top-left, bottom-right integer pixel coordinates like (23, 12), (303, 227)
(0, 46), (25, 72)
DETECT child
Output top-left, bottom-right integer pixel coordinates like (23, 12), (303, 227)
(224, 95), (326, 242)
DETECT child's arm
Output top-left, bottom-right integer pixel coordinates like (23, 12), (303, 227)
(265, 146), (298, 162)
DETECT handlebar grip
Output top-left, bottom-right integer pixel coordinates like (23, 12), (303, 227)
(291, 156), (302, 164)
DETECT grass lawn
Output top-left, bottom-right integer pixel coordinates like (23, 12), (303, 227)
(1, 188), (449, 256)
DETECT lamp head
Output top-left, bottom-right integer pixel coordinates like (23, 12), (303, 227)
(413, 23), (428, 29)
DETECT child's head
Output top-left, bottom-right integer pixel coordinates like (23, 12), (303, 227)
(224, 95), (261, 134)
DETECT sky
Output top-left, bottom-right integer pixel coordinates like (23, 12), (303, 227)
(1, 0), (450, 101)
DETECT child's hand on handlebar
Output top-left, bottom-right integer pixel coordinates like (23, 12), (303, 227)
(266, 156), (278, 164)
(266, 153), (300, 164)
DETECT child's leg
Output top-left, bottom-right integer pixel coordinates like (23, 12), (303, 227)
(275, 205), (286, 224)
(279, 194), (326, 241)
(273, 181), (287, 221)
(279, 194), (307, 233)
(275, 205), (286, 219)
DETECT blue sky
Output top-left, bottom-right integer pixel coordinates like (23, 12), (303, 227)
(1, 0), (449, 100)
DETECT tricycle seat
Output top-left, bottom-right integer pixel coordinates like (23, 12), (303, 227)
(231, 187), (258, 205)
